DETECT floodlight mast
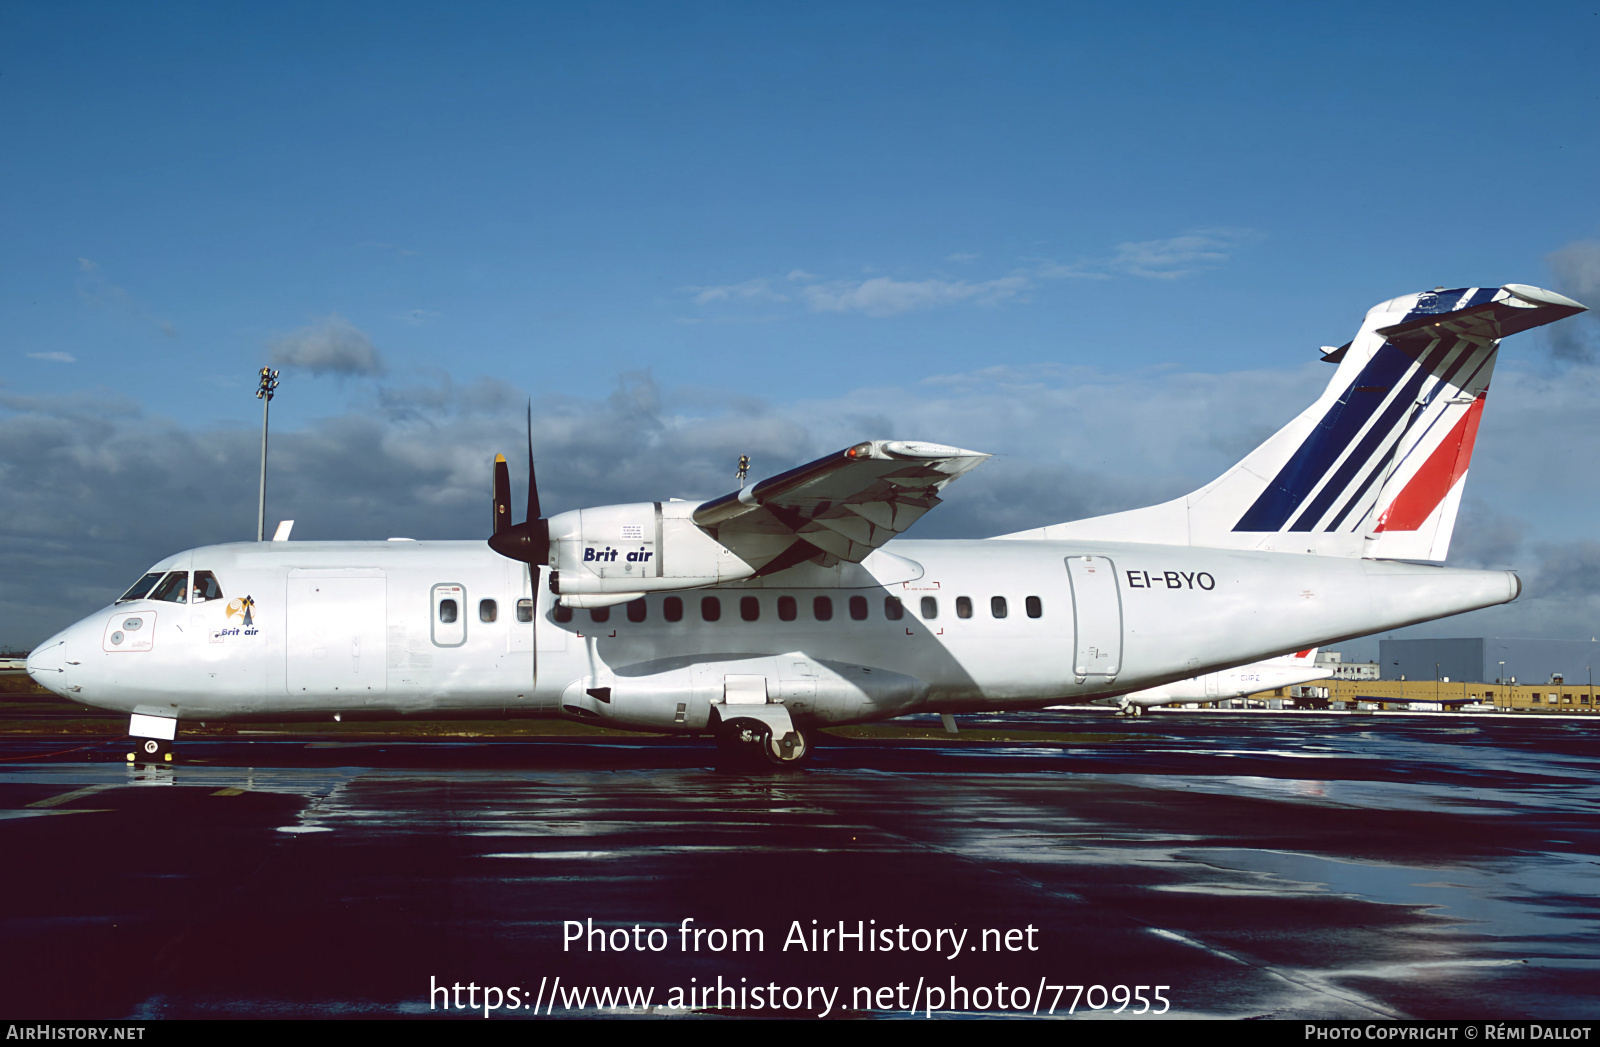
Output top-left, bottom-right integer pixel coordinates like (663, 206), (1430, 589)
(255, 367), (279, 542)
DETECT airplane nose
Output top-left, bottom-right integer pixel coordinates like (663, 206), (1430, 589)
(25, 634), (71, 696)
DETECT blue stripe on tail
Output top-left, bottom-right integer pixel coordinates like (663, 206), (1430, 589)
(1232, 343), (1413, 532)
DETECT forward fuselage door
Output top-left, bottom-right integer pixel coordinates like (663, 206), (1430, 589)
(1065, 555), (1122, 685)
(286, 568), (388, 698)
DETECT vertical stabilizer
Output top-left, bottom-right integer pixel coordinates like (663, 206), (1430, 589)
(999, 284), (1586, 559)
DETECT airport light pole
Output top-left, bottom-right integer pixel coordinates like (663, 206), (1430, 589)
(256, 367), (280, 542)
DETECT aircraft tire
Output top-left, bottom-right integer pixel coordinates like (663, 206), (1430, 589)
(762, 726), (811, 766)
(714, 718), (812, 769)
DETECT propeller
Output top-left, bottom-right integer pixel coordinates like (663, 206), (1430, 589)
(488, 405), (552, 566)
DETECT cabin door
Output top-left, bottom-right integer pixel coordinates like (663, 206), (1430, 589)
(1065, 556), (1122, 684)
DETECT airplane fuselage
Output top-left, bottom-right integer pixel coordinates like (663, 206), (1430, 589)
(27, 536), (1519, 733)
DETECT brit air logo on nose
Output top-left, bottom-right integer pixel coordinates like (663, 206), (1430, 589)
(583, 546), (653, 563)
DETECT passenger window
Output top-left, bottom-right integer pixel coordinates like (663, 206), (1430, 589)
(701, 596), (721, 622)
(517, 599), (534, 623)
(150, 572), (189, 604)
(554, 604), (574, 624)
(431, 584), (466, 646)
(627, 598), (647, 623)
(741, 596), (760, 622)
(956, 596), (972, 619)
(991, 596), (1007, 619)
(778, 596), (797, 621)
(480, 599), (497, 623)
(849, 595), (868, 621)
(192, 571), (224, 602)
(664, 596), (683, 622)
(117, 572), (164, 603)
(884, 596), (904, 621)
(921, 596), (938, 620)
(1026, 596), (1042, 619)
(813, 596), (833, 621)
(590, 606), (610, 624)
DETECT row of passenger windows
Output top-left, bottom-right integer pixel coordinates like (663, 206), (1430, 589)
(550, 594), (1044, 625)
(437, 598), (535, 624)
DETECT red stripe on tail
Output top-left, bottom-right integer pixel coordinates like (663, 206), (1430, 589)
(1374, 394), (1486, 532)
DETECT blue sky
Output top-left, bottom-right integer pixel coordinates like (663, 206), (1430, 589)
(4, 1), (1599, 652)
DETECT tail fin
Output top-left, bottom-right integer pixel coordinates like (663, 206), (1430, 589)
(1001, 284), (1586, 559)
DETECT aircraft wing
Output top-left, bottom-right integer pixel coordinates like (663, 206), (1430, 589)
(693, 440), (990, 568)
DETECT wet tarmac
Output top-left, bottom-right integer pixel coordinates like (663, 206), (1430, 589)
(1, 711), (1597, 1020)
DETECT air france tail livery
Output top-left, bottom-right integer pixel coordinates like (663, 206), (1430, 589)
(25, 285), (1587, 764)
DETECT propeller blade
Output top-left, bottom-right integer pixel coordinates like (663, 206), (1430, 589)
(487, 406), (551, 565)
(492, 454), (512, 536)
(526, 402), (541, 523)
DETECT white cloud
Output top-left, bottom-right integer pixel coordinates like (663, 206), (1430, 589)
(1545, 240), (1600, 362)
(268, 314), (386, 377)
(1547, 240), (1600, 303)
(799, 274), (1030, 317)
(26, 352), (75, 363)
(1107, 229), (1259, 280)
(684, 278), (790, 305)
(681, 229), (1261, 321)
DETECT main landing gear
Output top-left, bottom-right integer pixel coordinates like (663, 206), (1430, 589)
(716, 715), (813, 767)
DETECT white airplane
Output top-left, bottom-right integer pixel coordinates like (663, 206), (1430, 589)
(1098, 648), (1324, 716)
(24, 284), (1586, 765)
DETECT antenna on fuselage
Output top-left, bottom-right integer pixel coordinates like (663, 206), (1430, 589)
(737, 454), (750, 489)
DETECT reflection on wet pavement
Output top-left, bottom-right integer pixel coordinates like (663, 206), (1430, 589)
(0, 712), (1596, 1019)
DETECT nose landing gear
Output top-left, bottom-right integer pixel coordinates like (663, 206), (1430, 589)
(126, 713), (177, 764)
(126, 736), (173, 764)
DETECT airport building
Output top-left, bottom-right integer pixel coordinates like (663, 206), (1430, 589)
(1378, 637), (1600, 686)
(1267, 678), (1600, 714)
(1315, 651), (1379, 680)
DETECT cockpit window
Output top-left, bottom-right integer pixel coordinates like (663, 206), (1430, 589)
(117, 572), (164, 603)
(192, 571), (224, 603)
(149, 572), (190, 604)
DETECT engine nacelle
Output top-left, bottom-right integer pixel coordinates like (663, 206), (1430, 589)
(559, 655), (929, 731)
(545, 501), (760, 599)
